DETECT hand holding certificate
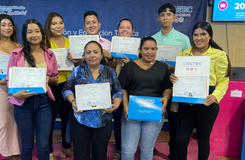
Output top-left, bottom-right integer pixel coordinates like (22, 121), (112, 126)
(75, 83), (111, 111)
(8, 67), (47, 94)
(0, 54), (10, 79)
(155, 44), (182, 66)
(69, 35), (99, 59)
(111, 36), (140, 59)
(172, 56), (210, 104)
(49, 48), (73, 71)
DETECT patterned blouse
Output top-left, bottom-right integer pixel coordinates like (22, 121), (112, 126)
(63, 64), (123, 128)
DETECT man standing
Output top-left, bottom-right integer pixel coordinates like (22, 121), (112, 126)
(152, 3), (191, 160)
(83, 11), (116, 69)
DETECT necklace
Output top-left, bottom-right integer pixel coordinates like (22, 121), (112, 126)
(140, 58), (154, 65)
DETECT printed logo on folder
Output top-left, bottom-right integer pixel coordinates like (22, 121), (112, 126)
(128, 95), (162, 122)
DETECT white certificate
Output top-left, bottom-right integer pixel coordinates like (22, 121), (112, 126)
(50, 48), (73, 71)
(111, 36), (140, 59)
(8, 67), (47, 94)
(75, 83), (111, 111)
(155, 44), (182, 66)
(69, 35), (99, 59)
(0, 54), (10, 79)
(172, 56), (210, 104)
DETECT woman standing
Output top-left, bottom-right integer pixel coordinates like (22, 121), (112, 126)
(0, 14), (21, 160)
(170, 22), (231, 160)
(119, 37), (172, 160)
(113, 18), (134, 160)
(44, 12), (73, 160)
(6, 19), (59, 160)
(63, 41), (123, 160)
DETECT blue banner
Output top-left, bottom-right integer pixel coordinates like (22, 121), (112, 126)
(0, 0), (207, 43)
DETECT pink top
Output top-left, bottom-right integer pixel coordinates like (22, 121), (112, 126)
(6, 45), (59, 106)
(99, 36), (111, 52)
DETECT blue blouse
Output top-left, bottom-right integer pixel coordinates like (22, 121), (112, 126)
(63, 64), (123, 128)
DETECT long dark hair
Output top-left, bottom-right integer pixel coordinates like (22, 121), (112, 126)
(138, 37), (157, 58)
(44, 12), (64, 48)
(192, 22), (231, 77)
(22, 19), (45, 67)
(0, 14), (18, 42)
(83, 41), (107, 65)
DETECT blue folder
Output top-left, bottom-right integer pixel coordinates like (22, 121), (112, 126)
(110, 52), (138, 60)
(0, 74), (6, 79)
(128, 95), (162, 122)
(172, 96), (205, 104)
(158, 60), (176, 66)
(8, 87), (46, 94)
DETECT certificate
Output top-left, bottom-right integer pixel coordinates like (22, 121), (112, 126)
(172, 56), (210, 104)
(0, 54), (10, 79)
(8, 67), (47, 94)
(49, 48), (73, 71)
(75, 83), (111, 111)
(69, 35), (99, 59)
(155, 44), (182, 66)
(128, 95), (162, 122)
(111, 36), (140, 59)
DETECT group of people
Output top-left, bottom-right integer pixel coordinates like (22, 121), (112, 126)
(0, 2), (230, 160)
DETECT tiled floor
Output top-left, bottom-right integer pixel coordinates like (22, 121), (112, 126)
(52, 130), (239, 160)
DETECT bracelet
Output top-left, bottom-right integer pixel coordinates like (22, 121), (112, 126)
(70, 99), (76, 104)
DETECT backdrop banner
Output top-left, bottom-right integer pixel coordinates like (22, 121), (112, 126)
(0, 0), (207, 43)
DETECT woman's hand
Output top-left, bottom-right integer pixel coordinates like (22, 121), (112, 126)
(122, 55), (130, 64)
(71, 100), (83, 113)
(103, 49), (113, 59)
(102, 103), (120, 113)
(204, 95), (217, 106)
(170, 74), (178, 83)
(13, 90), (37, 99)
(160, 97), (168, 113)
(123, 105), (129, 121)
(0, 78), (6, 84)
(67, 52), (82, 65)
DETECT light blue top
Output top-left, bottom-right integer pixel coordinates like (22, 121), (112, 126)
(152, 28), (191, 51)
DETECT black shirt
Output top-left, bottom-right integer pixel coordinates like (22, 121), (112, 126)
(118, 61), (172, 98)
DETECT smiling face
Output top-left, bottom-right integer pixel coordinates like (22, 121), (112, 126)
(193, 28), (211, 50)
(0, 18), (13, 39)
(84, 42), (103, 68)
(50, 16), (64, 37)
(26, 23), (42, 45)
(158, 8), (176, 28)
(83, 15), (101, 35)
(139, 40), (158, 63)
(118, 20), (134, 37)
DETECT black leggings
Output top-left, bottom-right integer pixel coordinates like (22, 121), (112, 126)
(176, 101), (219, 160)
(49, 82), (72, 152)
(71, 114), (112, 160)
(113, 103), (123, 151)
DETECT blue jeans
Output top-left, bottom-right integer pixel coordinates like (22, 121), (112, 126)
(14, 94), (52, 160)
(121, 114), (164, 160)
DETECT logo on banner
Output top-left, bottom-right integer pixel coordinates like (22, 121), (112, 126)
(0, 6), (27, 16)
(218, 1), (228, 11)
(174, 6), (193, 23)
